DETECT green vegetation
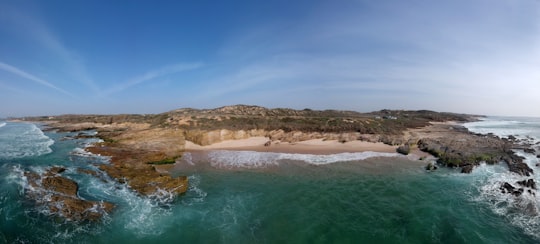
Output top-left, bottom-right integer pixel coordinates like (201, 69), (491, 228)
(146, 157), (178, 165)
(22, 105), (478, 136)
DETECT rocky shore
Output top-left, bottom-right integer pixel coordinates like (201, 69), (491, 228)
(17, 105), (539, 221)
(24, 166), (114, 222)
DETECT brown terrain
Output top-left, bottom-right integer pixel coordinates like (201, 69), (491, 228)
(17, 105), (539, 221)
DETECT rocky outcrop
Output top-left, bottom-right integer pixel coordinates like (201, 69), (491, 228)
(24, 167), (114, 222)
(396, 144), (410, 155)
(87, 126), (188, 198)
(502, 154), (533, 176)
(425, 162), (437, 171)
(460, 164), (474, 173)
(517, 179), (537, 190)
(415, 125), (533, 176)
(500, 180), (537, 197)
(500, 182), (524, 196)
(97, 163), (188, 196)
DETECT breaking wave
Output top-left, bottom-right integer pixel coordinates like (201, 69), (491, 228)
(470, 152), (540, 240)
(0, 122), (6, 128)
(206, 150), (400, 169)
(0, 123), (54, 159)
(465, 117), (540, 240)
(464, 117), (540, 142)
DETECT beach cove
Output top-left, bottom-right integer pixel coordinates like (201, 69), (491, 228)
(2, 107), (540, 242)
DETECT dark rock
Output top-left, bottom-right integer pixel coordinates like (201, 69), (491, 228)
(500, 182), (528, 197)
(500, 182), (515, 193)
(425, 163), (437, 171)
(524, 148), (536, 154)
(513, 188), (524, 197)
(503, 154), (533, 176)
(517, 179), (537, 190)
(396, 144), (410, 155)
(461, 165), (474, 174)
(264, 141), (271, 147)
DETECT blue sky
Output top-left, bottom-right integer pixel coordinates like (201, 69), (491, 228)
(1, 0), (539, 117)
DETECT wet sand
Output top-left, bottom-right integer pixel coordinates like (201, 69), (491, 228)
(185, 137), (399, 155)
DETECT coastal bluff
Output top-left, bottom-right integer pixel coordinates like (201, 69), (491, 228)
(17, 105), (538, 220)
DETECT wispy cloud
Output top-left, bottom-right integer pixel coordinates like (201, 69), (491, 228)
(205, 0), (540, 116)
(102, 62), (203, 95)
(0, 62), (73, 96)
(1, 8), (99, 92)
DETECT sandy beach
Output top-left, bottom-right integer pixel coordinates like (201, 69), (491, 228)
(185, 137), (400, 155)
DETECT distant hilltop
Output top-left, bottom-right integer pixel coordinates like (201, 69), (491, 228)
(17, 105), (479, 138)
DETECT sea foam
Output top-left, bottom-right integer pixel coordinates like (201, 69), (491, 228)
(472, 160), (540, 240)
(0, 123), (54, 159)
(206, 150), (400, 169)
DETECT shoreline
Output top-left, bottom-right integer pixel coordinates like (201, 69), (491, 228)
(184, 137), (434, 162)
(185, 137), (399, 155)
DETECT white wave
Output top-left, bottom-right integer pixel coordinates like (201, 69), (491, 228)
(464, 117), (540, 143)
(181, 175), (207, 206)
(70, 147), (109, 162)
(469, 153), (540, 240)
(207, 150), (400, 169)
(79, 170), (177, 237)
(0, 122), (6, 128)
(0, 123), (54, 159)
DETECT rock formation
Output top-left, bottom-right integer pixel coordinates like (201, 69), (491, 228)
(396, 144), (410, 155)
(86, 126), (188, 197)
(24, 167), (114, 222)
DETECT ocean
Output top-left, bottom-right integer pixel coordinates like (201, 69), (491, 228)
(1, 117), (539, 243)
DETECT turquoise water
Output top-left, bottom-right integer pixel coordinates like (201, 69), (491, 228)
(1, 120), (539, 243)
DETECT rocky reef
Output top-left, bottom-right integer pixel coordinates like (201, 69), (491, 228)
(407, 123), (533, 176)
(23, 167), (114, 222)
(84, 125), (189, 197)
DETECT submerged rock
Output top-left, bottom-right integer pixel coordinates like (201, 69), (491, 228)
(425, 163), (437, 171)
(23, 167), (114, 222)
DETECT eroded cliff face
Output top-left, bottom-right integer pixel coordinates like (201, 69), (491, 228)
(97, 124), (185, 162)
(183, 129), (266, 146)
(183, 128), (406, 146)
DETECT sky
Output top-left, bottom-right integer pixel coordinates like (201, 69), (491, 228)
(1, 0), (539, 117)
